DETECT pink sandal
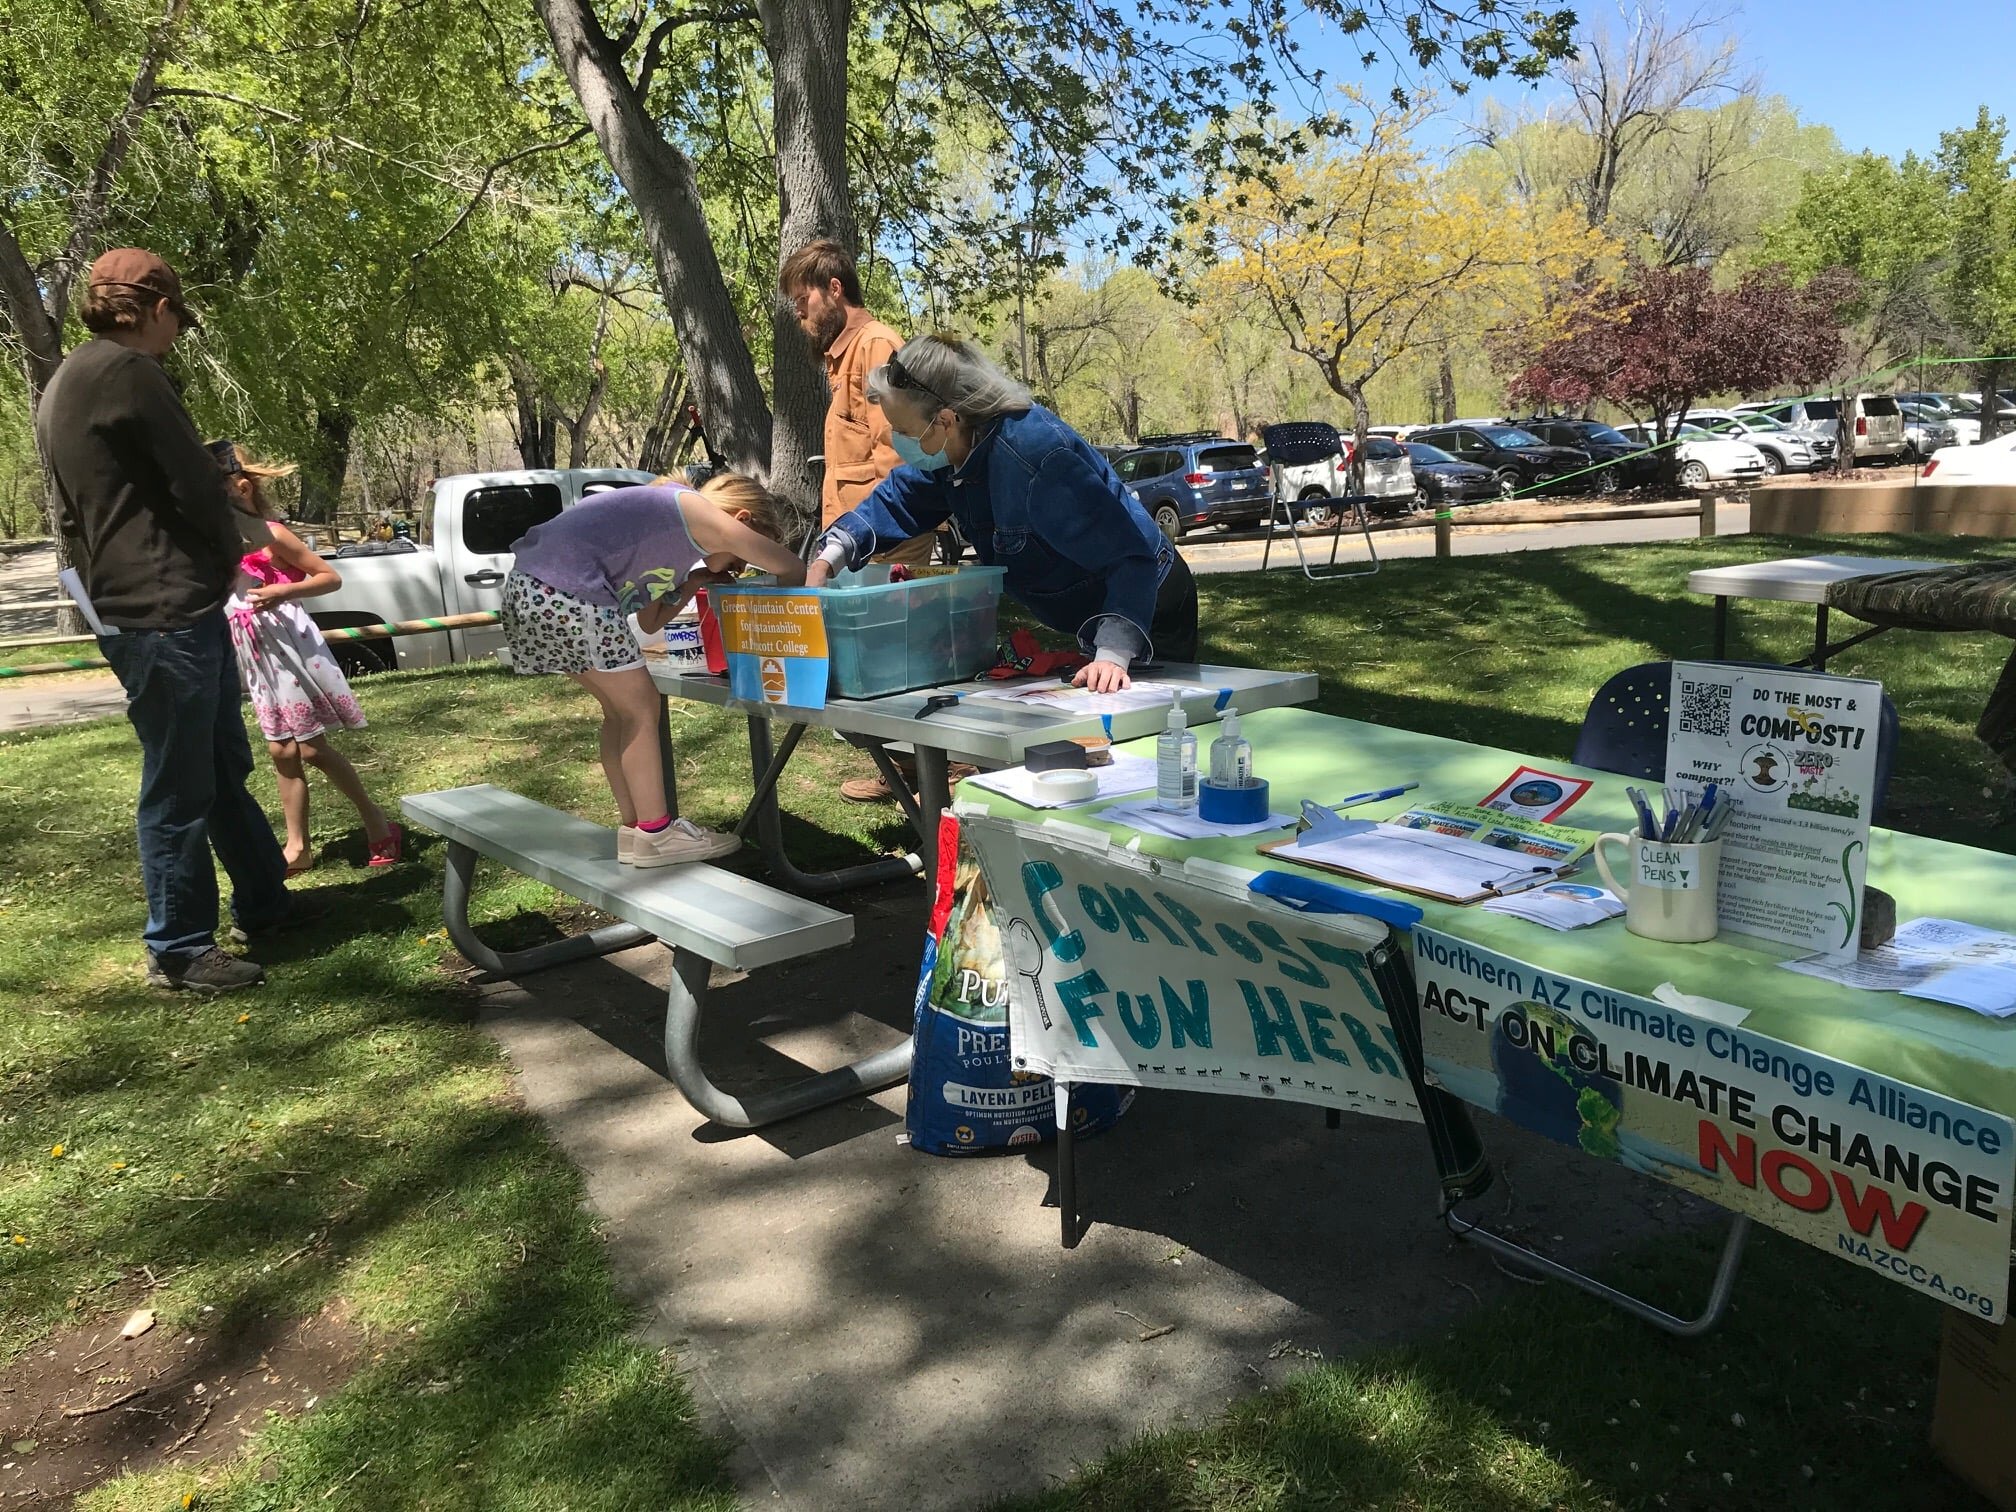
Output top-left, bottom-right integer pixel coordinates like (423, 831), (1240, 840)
(367, 822), (404, 868)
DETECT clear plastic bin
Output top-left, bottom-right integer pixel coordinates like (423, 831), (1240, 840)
(713, 566), (1007, 699)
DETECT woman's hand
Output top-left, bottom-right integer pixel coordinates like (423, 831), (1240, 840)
(805, 559), (835, 588)
(1073, 658), (1131, 694)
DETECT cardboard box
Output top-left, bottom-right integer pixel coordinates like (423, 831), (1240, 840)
(1934, 1310), (2016, 1510)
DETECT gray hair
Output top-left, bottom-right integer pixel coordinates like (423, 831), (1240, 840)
(866, 334), (1032, 425)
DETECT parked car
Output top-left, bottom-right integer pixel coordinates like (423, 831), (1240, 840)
(1614, 424), (1768, 487)
(1111, 434), (1273, 539)
(1405, 423), (1590, 497)
(311, 467), (653, 674)
(1268, 433), (1415, 515)
(1897, 403), (1961, 462)
(1733, 394), (1906, 465)
(1894, 396), (1978, 446)
(1678, 408), (1833, 474)
(1402, 441), (1499, 506)
(1510, 416), (1659, 492)
(1920, 430), (2016, 486)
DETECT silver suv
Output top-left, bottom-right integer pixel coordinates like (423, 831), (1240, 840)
(1679, 409), (1832, 474)
(1734, 395), (1906, 465)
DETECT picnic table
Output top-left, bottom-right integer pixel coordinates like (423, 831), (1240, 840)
(1687, 554), (1953, 668)
(967, 705), (2016, 1329)
(646, 660), (1319, 893)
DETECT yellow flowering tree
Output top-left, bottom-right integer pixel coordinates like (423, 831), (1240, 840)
(1200, 100), (1614, 469)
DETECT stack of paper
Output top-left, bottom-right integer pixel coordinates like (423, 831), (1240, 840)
(1267, 818), (1563, 903)
(1482, 882), (1624, 931)
(1782, 916), (2016, 1017)
(963, 753), (1157, 809)
(1099, 801), (1296, 840)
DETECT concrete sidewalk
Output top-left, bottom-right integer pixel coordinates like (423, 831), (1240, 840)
(474, 879), (1710, 1510)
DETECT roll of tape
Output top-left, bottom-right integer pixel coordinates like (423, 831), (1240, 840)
(1032, 769), (1100, 803)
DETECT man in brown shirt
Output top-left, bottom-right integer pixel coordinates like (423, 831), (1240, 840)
(781, 240), (935, 568)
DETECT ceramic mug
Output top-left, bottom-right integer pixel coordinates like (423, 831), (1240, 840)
(1593, 834), (1723, 944)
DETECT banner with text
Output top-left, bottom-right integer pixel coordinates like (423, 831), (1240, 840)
(1415, 925), (2013, 1318)
(715, 587), (829, 710)
(960, 814), (1424, 1122)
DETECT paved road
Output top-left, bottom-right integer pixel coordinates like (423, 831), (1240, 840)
(0, 504), (1752, 733)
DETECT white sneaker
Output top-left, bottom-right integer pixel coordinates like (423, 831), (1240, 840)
(617, 825), (638, 864)
(630, 818), (741, 868)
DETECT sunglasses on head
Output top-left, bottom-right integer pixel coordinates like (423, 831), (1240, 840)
(884, 354), (946, 407)
(208, 439), (242, 474)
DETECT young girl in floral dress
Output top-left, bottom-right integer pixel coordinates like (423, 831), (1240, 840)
(213, 442), (400, 874)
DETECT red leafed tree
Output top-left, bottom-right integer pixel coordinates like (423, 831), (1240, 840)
(1508, 263), (1856, 444)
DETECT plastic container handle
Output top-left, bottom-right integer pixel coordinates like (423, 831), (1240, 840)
(1248, 870), (1423, 930)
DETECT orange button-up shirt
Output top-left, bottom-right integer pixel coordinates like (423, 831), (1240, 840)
(821, 305), (905, 528)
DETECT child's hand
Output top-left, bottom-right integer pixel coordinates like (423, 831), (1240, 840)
(805, 560), (835, 588)
(246, 584), (288, 611)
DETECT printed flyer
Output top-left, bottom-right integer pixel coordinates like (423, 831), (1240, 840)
(1664, 661), (1879, 962)
(1479, 765), (1593, 822)
(1415, 926), (2014, 1318)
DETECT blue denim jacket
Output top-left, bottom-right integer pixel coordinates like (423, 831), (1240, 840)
(822, 405), (1175, 657)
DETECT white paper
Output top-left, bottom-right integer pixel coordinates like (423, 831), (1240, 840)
(1099, 800), (1295, 840)
(963, 679), (1185, 715)
(1481, 881), (1624, 931)
(58, 568), (116, 637)
(1664, 662), (1881, 963)
(962, 753), (1157, 809)
(1781, 948), (1944, 993)
(1270, 820), (1555, 898)
(1779, 916), (2016, 994)
(1904, 964), (2016, 1017)
(1652, 982), (1752, 1027)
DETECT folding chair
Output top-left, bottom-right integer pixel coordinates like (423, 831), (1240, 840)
(1258, 421), (1380, 581)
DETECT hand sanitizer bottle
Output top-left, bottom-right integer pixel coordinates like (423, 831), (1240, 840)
(1155, 690), (1198, 813)
(1209, 706), (1252, 787)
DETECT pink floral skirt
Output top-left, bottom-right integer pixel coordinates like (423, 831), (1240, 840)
(226, 595), (367, 742)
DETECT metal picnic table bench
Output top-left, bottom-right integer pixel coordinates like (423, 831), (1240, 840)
(401, 785), (870, 1129)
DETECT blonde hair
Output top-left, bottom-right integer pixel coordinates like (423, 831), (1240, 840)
(229, 450), (299, 519)
(652, 470), (787, 541)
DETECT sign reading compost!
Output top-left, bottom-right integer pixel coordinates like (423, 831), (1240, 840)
(1664, 661), (1879, 961)
(959, 815), (1424, 1122)
(1415, 925), (2014, 1318)
(714, 588), (828, 710)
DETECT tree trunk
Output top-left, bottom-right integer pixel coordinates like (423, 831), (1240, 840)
(507, 357), (558, 469)
(1343, 384), (1371, 492)
(760, 0), (855, 536)
(299, 411), (354, 524)
(534, 0), (774, 477)
(639, 367), (692, 473)
(1438, 352), (1458, 426)
(1981, 361), (2008, 444)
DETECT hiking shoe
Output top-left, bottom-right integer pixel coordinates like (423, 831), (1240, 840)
(147, 947), (265, 994)
(840, 764), (979, 804)
(227, 891), (331, 946)
(631, 818), (741, 868)
(616, 824), (638, 864)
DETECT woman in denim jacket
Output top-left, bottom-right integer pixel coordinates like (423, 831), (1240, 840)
(807, 334), (1197, 693)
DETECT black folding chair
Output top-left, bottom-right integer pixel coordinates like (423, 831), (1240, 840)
(1258, 421), (1381, 581)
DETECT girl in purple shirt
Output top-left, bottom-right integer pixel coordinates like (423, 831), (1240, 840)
(504, 473), (805, 867)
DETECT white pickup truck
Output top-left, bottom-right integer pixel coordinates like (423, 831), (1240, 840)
(308, 467), (652, 673)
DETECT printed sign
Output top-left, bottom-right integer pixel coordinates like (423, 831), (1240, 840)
(959, 814), (1425, 1122)
(1480, 765), (1593, 822)
(1415, 926), (2015, 1318)
(1665, 662), (1879, 961)
(714, 588), (829, 710)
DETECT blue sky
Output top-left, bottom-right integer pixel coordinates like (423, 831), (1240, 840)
(1301, 0), (2014, 162)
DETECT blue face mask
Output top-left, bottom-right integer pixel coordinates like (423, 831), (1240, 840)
(892, 427), (951, 473)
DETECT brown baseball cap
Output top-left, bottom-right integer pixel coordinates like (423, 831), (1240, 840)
(88, 248), (199, 327)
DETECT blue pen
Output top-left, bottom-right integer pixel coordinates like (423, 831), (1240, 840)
(1625, 786), (1659, 840)
(1659, 803), (1680, 842)
(1331, 781), (1420, 811)
(1100, 714), (1113, 741)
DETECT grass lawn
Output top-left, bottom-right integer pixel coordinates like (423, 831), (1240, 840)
(1, 531), (2010, 1510)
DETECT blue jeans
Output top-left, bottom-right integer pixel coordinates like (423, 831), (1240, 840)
(99, 612), (289, 964)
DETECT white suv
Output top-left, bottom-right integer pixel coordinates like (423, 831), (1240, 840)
(1735, 395), (1906, 465)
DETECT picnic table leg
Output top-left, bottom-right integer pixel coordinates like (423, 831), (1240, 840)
(742, 716), (921, 894)
(440, 840), (652, 974)
(1713, 596), (1730, 659)
(912, 745), (952, 892)
(1443, 1204), (1751, 1337)
(1055, 1081), (1079, 1249)
(1812, 603), (1831, 671)
(660, 945), (913, 1128)
(659, 695), (679, 820)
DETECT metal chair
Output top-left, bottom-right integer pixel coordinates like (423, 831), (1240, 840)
(1258, 421), (1380, 581)
(1573, 660), (1899, 823)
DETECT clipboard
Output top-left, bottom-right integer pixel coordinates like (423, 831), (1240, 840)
(1259, 804), (1573, 904)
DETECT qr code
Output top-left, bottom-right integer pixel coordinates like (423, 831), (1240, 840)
(1677, 678), (1732, 737)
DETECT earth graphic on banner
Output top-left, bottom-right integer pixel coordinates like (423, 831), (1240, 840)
(1488, 1000), (1624, 1159)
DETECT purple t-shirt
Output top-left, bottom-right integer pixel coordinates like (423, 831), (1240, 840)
(510, 485), (704, 615)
